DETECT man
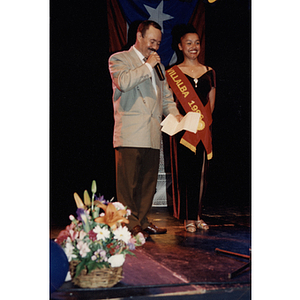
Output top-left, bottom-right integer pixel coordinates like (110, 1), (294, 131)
(108, 20), (181, 239)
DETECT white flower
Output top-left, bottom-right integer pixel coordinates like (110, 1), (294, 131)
(136, 232), (146, 245)
(93, 225), (110, 241)
(108, 254), (125, 267)
(76, 240), (91, 258)
(112, 202), (125, 211)
(113, 226), (131, 244)
(64, 238), (77, 262)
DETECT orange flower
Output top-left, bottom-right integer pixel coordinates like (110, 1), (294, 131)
(94, 202), (129, 229)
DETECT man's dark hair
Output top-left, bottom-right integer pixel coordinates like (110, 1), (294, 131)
(137, 20), (161, 37)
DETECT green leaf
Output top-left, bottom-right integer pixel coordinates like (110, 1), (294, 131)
(74, 261), (86, 278)
(86, 260), (97, 274)
(122, 249), (135, 256)
(83, 190), (91, 206)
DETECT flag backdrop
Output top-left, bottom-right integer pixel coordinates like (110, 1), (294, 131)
(107, 0), (205, 66)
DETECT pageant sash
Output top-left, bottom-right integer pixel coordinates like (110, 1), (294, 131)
(166, 65), (213, 159)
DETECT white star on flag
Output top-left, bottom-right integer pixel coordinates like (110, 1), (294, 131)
(109, 0), (201, 66)
(144, 1), (174, 33)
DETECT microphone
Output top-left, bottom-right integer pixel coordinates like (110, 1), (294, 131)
(154, 63), (165, 81)
(148, 49), (165, 81)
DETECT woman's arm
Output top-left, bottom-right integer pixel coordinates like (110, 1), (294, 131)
(208, 87), (216, 113)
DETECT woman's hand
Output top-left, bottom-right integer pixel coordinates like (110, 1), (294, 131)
(175, 114), (184, 122)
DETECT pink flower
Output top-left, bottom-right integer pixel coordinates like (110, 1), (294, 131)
(69, 229), (79, 241)
(78, 231), (87, 240)
(133, 232), (146, 246)
(89, 230), (97, 241)
(136, 232), (146, 244)
(129, 236), (137, 244)
(55, 223), (75, 245)
(76, 240), (91, 258)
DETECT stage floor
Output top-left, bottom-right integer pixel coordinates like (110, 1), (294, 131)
(50, 203), (251, 299)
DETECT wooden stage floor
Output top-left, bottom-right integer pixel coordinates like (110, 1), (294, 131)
(50, 203), (251, 299)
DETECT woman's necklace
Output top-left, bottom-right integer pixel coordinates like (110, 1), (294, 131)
(181, 64), (200, 87)
(190, 67), (199, 87)
(193, 78), (198, 88)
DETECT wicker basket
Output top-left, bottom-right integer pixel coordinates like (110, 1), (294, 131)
(69, 260), (123, 288)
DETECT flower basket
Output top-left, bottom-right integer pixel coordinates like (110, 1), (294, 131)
(69, 260), (123, 288)
(54, 181), (146, 289)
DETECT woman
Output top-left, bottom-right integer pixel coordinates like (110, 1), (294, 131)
(166, 24), (216, 232)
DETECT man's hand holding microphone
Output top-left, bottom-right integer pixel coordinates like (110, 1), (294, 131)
(145, 50), (165, 81)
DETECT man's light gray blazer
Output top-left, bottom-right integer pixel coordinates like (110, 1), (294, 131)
(109, 46), (179, 150)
